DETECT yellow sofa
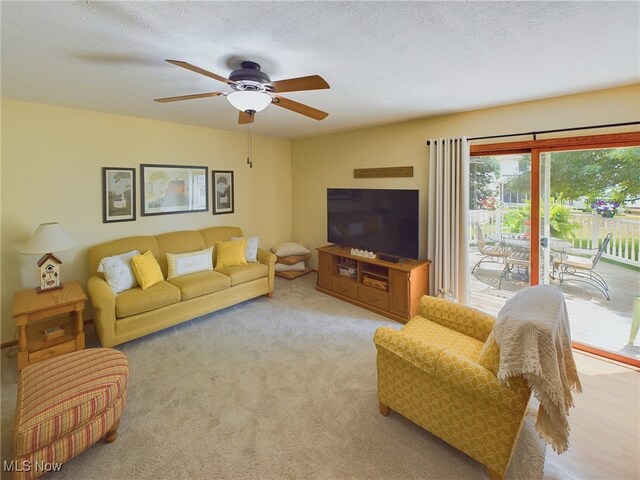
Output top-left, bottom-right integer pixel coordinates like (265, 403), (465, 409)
(88, 226), (276, 347)
(374, 296), (531, 479)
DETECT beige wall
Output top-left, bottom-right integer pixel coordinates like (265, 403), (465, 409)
(0, 99), (292, 344)
(2, 84), (638, 344)
(291, 84), (640, 268)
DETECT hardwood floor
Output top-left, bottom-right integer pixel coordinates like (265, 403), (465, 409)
(542, 351), (640, 480)
(469, 250), (640, 364)
(468, 253), (639, 478)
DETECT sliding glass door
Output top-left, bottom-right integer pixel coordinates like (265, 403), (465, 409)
(469, 133), (640, 366)
(469, 153), (532, 313)
(539, 147), (640, 363)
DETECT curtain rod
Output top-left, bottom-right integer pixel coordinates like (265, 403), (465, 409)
(425, 120), (640, 145)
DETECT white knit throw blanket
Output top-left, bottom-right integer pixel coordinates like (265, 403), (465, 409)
(494, 285), (582, 454)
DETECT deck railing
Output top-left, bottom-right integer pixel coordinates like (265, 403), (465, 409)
(470, 210), (640, 267)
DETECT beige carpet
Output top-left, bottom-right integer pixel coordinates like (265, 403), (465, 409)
(0, 274), (545, 479)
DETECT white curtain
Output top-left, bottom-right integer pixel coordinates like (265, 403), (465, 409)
(427, 137), (470, 303)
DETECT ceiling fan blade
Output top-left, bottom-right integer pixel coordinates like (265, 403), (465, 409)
(238, 111), (255, 125)
(267, 75), (330, 93)
(272, 95), (329, 120)
(165, 60), (232, 85)
(154, 92), (224, 103)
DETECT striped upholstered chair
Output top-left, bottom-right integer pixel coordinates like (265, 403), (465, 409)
(13, 348), (129, 480)
(374, 296), (531, 480)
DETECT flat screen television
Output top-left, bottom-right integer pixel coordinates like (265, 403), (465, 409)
(327, 188), (419, 260)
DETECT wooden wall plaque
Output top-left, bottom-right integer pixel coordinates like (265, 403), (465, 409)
(354, 166), (413, 178)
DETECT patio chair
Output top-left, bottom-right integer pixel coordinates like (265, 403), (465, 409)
(499, 241), (530, 289)
(552, 233), (613, 300)
(472, 223), (510, 273)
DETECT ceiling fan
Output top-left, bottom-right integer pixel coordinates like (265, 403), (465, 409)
(154, 60), (330, 124)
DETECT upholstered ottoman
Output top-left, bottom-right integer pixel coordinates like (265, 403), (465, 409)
(13, 348), (129, 480)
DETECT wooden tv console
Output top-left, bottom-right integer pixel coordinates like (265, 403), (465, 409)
(316, 245), (430, 323)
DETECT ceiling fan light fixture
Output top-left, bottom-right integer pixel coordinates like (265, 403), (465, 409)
(227, 91), (272, 113)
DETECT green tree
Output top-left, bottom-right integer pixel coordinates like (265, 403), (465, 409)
(469, 156), (499, 210)
(504, 148), (640, 204)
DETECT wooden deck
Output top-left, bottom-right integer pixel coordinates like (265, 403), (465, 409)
(469, 250), (640, 363)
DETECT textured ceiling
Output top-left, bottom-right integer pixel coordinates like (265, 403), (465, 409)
(1, 1), (638, 139)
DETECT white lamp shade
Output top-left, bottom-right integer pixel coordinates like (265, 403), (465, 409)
(227, 91), (272, 113)
(21, 222), (78, 254)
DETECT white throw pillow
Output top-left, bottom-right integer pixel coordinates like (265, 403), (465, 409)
(275, 261), (306, 272)
(166, 247), (214, 279)
(231, 236), (260, 263)
(271, 242), (310, 257)
(97, 250), (140, 295)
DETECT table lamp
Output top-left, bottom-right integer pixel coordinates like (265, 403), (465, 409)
(21, 222), (78, 293)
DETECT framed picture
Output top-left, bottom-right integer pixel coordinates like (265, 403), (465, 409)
(212, 170), (234, 215)
(141, 164), (208, 216)
(102, 167), (136, 223)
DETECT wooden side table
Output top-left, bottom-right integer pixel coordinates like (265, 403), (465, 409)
(13, 280), (87, 370)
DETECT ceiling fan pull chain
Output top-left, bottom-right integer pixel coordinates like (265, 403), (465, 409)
(246, 127), (250, 165)
(246, 127), (253, 168)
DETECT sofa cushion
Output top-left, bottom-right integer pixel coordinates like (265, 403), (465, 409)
(131, 251), (164, 289)
(215, 239), (247, 269)
(232, 236), (260, 263)
(276, 253), (310, 265)
(215, 262), (268, 286)
(115, 281), (181, 318)
(275, 268), (312, 280)
(275, 261), (306, 272)
(97, 249), (140, 294)
(402, 317), (484, 360)
(271, 241), (310, 257)
(168, 270), (231, 300)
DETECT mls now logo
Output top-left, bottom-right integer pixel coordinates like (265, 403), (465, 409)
(3, 460), (63, 473)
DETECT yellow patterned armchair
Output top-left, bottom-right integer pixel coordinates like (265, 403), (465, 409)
(374, 296), (531, 479)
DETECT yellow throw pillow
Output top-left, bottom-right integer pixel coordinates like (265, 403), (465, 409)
(131, 250), (164, 289)
(215, 239), (247, 269)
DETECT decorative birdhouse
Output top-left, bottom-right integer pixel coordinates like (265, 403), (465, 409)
(37, 253), (63, 292)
